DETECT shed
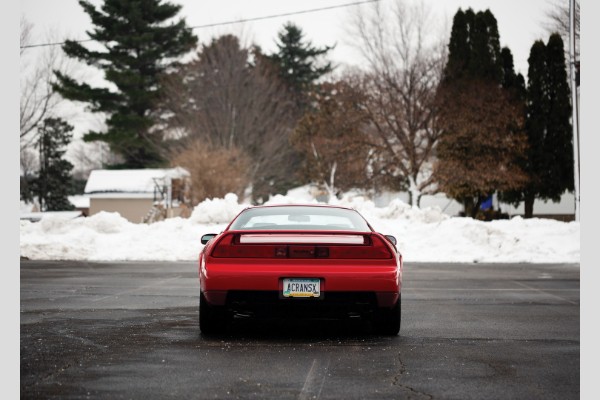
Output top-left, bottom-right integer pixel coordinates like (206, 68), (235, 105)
(84, 167), (191, 223)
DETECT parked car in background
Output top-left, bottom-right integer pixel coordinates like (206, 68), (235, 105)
(198, 204), (402, 335)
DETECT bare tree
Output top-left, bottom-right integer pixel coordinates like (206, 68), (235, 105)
(545, 0), (579, 58)
(20, 18), (68, 146)
(160, 34), (300, 202)
(66, 140), (122, 181)
(20, 16), (32, 57)
(348, 0), (447, 206)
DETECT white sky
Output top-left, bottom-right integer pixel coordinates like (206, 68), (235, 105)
(19, 0), (559, 145)
(21, 0), (555, 77)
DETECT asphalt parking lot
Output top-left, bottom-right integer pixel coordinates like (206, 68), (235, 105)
(20, 260), (580, 399)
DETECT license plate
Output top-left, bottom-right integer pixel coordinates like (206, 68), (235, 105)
(282, 278), (320, 298)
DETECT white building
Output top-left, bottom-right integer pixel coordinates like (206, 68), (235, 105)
(84, 167), (191, 223)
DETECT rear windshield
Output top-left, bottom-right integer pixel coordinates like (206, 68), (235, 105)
(229, 206), (371, 231)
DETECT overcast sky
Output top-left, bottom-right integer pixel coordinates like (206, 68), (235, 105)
(20, 0), (563, 146)
(22, 0), (557, 77)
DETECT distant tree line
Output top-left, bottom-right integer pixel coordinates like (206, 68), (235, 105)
(20, 0), (576, 218)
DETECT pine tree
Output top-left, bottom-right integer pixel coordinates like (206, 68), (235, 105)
(501, 35), (573, 217)
(468, 10), (502, 82)
(501, 47), (526, 95)
(543, 33), (573, 200)
(444, 9), (470, 81)
(267, 22), (334, 99)
(53, 0), (197, 168)
(435, 8), (528, 218)
(35, 118), (75, 211)
(497, 47), (529, 208)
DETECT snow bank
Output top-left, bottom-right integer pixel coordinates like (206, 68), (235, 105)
(20, 187), (580, 264)
(189, 193), (246, 224)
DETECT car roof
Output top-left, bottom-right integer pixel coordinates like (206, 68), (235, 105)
(241, 204), (355, 211)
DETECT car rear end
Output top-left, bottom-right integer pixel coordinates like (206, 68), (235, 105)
(199, 226), (402, 335)
(199, 231), (402, 333)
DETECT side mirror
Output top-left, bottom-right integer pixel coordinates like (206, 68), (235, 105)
(384, 235), (397, 246)
(201, 233), (217, 245)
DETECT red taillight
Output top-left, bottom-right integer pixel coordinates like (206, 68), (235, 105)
(211, 232), (393, 259)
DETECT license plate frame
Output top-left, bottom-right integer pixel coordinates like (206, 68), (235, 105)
(281, 278), (321, 298)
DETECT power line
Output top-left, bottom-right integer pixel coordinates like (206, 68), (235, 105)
(20, 0), (381, 50)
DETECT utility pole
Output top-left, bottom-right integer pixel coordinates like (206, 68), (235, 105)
(569, 0), (580, 221)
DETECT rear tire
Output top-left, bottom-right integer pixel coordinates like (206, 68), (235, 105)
(375, 296), (401, 336)
(199, 291), (227, 335)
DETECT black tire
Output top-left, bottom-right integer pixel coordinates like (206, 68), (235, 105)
(199, 291), (227, 335)
(374, 296), (401, 336)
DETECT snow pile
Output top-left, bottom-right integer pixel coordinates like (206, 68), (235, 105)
(20, 188), (580, 264)
(189, 193), (246, 224)
(336, 193), (449, 224)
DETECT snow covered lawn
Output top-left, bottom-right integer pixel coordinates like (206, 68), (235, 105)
(20, 190), (580, 264)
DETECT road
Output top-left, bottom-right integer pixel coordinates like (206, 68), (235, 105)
(20, 260), (580, 399)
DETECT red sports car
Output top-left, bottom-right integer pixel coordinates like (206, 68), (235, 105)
(198, 204), (402, 335)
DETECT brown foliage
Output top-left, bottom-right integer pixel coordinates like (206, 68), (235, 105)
(434, 79), (528, 214)
(291, 80), (373, 195)
(170, 140), (251, 204)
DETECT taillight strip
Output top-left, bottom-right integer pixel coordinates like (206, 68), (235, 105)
(239, 234), (365, 245)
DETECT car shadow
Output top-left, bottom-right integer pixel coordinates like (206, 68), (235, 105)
(199, 317), (400, 343)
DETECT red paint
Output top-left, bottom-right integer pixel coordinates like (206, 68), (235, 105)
(198, 204), (402, 312)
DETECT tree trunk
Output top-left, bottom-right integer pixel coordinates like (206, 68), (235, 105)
(524, 194), (535, 218)
(471, 197), (483, 219)
(463, 197), (483, 219)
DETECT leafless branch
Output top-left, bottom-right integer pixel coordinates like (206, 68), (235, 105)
(545, 0), (579, 58)
(159, 34), (300, 201)
(20, 19), (70, 144)
(347, 0), (446, 205)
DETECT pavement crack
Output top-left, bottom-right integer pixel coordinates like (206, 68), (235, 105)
(392, 353), (434, 400)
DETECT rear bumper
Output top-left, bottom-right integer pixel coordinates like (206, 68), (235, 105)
(200, 257), (401, 302)
(204, 290), (399, 318)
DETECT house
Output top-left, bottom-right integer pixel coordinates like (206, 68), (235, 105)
(68, 195), (90, 216)
(373, 190), (575, 221)
(84, 167), (191, 223)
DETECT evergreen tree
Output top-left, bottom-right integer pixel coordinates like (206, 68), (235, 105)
(497, 46), (529, 208)
(35, 118), (75, 211)
(501, 35), (573, 217)
(444, 9), (502, 84)
(468, 10), (502, 82)
(267, 22), (334, 99)
(53, 0), (197, 168)
(444, 9), (470, 81)
(543, 34), (573, 199)
(261, 22), (334, 198)
(436, 8), (528, 218)
(501, 47), (526, 96)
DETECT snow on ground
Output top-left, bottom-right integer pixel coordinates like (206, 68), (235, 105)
(20, 186), (580, 263)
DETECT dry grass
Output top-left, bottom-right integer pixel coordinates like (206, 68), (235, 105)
(170, 140), (251, 204)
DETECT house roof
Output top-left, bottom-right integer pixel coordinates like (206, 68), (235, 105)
(84, 167), (190, 197)
(68, 195), (90, 209)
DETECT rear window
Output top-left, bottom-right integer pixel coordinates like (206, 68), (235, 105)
(229, 206), (371, 231)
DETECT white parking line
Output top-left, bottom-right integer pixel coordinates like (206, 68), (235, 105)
(91, 275), (182, 302)
(299, 357), (330, 400)
(511, 280), (579, 305)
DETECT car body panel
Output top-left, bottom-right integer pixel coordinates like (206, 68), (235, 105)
(198, 204), (402, 332)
